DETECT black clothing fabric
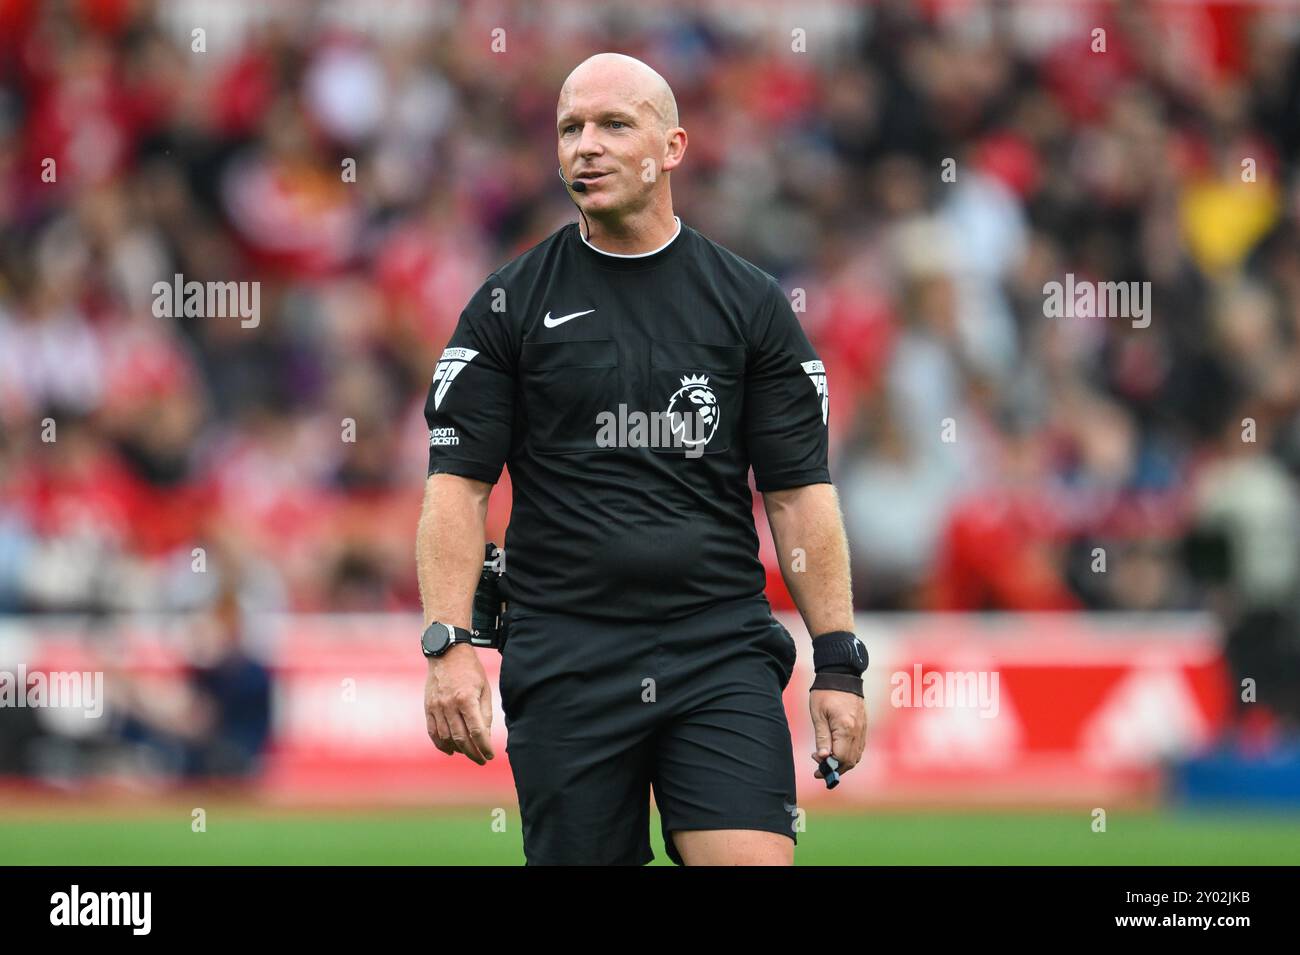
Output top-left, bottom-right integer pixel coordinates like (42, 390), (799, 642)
(498, 594), (799, 865)
(425, 220), (830, 621)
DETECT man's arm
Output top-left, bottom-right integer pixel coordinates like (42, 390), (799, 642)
(417, 472), (495, 764)
(418, 271), (515, 765)
(417, 473), (490, 630)
(763, 481), (867, 780)
(763, 482), (854, 636)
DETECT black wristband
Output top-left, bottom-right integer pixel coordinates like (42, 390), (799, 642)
(812, 630), (869, 674)
(811, 672), (864, 696)
(817, 662), (862, 676)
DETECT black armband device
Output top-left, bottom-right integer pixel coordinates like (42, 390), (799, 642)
(471, 542), (507, 651)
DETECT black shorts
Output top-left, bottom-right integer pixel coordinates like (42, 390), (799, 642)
(498, 593), (799, 865)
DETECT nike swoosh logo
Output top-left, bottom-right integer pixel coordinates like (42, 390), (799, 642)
(543, 309), (595, 328)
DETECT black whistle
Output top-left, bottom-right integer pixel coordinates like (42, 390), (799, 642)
(819, 755), (841, 789)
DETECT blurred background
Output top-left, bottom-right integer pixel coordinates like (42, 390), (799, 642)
(1, 0), (1299, 864)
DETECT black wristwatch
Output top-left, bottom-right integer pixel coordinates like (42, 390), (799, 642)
(421, 621), (476, 658)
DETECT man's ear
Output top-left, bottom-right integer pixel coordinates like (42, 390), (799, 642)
(662, 127), (688, 174)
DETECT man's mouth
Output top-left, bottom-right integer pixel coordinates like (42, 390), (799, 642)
(574, 171), (611, 184)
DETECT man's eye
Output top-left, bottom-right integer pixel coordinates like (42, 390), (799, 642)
(609, 121), (625, 129)
(562, 125), (577, 135)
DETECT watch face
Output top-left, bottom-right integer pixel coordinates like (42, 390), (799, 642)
(422, 623), (453, 656)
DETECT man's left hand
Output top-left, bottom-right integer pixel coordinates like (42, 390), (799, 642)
(809, 689), (867, 780)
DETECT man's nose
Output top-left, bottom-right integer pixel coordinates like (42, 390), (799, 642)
(577, 122), (604, 155)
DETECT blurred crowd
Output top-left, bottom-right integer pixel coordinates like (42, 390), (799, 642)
(0, 579), (272, 782)
(1, 0), (1300, 731)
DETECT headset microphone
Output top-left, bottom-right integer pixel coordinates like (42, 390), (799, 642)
(558, 167), (587, 193)
(558, 167), (592, 240)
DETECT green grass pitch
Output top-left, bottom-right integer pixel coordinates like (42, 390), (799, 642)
(2, 807), (1298, 865)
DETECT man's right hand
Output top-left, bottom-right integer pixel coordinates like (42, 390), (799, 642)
(424, 643), (495, 764)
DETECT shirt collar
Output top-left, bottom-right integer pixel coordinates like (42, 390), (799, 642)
(579, 216), (682, 258)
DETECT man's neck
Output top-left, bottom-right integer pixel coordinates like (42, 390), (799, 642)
(581, 202), (679, 255)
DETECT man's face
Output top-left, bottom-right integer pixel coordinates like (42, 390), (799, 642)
(556, 83), (666, 217)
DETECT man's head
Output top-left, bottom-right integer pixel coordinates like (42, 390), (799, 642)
(556, 53), (687, 220)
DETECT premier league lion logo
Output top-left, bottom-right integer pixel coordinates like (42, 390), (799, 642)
(666, 373), (719, 447)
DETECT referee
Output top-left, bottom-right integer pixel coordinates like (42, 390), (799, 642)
(416, 53), (867, 865)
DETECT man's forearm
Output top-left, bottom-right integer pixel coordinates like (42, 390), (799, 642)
(764, 483), (855, 637)
(416, 474), (492, 629)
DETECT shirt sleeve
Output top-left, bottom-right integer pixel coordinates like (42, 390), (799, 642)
(744, 280), (831, 492)
(424, 273), (516, 484)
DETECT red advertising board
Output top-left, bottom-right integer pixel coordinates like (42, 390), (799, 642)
(1, 612), (1231, 806)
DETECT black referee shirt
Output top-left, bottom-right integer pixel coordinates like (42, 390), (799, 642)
(424, 217), (830, 621)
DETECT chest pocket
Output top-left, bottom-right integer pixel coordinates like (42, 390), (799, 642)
(520, 339), (620, 455)
(650, 340), (746, 455)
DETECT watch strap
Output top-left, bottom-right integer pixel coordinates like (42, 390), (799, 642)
(422, 621), (476, 657)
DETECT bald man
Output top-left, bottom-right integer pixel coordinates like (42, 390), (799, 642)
(417, 53), (867, 866)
